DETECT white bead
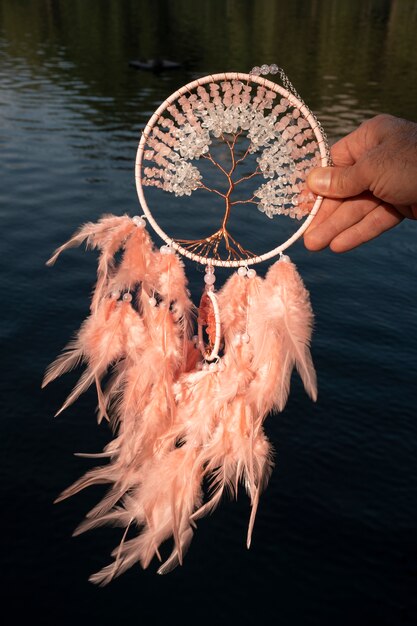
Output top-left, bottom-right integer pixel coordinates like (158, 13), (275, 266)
(133, 215), (146, 228)
(270, 64), (279, 74)
(208, 362), (217, 372)
(123, 292), (132, 302)
(247, 269), (257, 278)
(160, 244), (175, 255)
(110, 290), (120, 300)
(204, 274), (216, 285)
(261, 64), (270, 75)
(237, 267), (247, 277)
(241, 333), (250, 343)
(148, 297), (157, 307)
(251, 66), (261, 76)
(280, 254), (290, 263)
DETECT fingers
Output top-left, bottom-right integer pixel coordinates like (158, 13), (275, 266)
(310, 114), (401, 194)
(329, 129), (367, 166)
(304, 194), (379, 251)
(329, 203), (404, 253)
(329, 114), (398, 166)
(304, 198), (341, 231)
(304, 198), (404, 253)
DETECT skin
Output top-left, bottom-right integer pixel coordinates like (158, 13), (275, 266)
(303, 114), (417, 253)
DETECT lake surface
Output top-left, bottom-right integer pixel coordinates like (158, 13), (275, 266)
(1, 1), (417, 624)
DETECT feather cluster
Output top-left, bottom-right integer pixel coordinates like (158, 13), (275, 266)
(44, 214), (317, 583)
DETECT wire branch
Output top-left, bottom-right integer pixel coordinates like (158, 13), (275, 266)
(196, 182), (226, 198)
(234, 168), (262, 185)
(235, 143), (253, 167)
(231, 196), (257, 206)
(202, 152), (229, 178)
(176, 227), (256, 261)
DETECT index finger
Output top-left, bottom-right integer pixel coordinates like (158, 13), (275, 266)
(330, 125), (371, 166)
(330, 115), (394, 167)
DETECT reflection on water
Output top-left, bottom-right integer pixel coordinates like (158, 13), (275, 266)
(2, 0), (417, 129)
(1, 1), (417, 625)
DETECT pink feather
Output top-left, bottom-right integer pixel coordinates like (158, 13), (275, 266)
(265, 256), (317, 405)
(107, 225), (156, 293)
(46, 214), (135, 267)
(43, 299), (131, 417)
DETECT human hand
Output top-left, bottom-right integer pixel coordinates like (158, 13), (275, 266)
(304, 114), (417, 253)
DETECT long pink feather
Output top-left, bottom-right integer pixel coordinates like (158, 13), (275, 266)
(46, 214), (135, 267)
(43, 299), (130, 417)
(265, 256), (317, 405)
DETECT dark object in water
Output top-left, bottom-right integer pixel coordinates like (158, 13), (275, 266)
(129, 59), (183, 72)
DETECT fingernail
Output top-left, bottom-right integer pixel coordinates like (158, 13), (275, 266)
(308, 168), (332, 194)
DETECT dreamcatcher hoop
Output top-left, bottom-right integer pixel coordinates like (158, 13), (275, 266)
(135, 71), (330, 268)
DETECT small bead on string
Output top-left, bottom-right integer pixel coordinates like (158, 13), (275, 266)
(204, 262), (216, 287)
(132, 215), (146, 228)
(250, 64), (279, 77)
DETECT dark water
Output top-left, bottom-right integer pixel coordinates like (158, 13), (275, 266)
(1, 1), (417, 624)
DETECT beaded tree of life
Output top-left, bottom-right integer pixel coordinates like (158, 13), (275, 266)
(43, 65), (331, 583)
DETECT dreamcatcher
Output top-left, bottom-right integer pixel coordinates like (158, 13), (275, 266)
(43, 65), (331, 583)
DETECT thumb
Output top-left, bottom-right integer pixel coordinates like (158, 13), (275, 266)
(307, 165), (367, 199)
